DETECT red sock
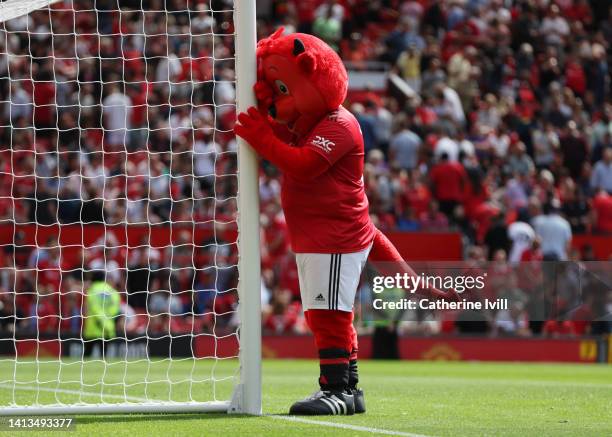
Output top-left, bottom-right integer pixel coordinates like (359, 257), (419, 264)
(349, 317), (359, 388)
(305, 309), (353, 391)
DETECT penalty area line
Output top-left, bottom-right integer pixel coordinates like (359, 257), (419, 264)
(268, 414), (431, 437)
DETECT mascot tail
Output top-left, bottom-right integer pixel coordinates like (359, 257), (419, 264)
(368, 227), (420, 284)
(368, 227), (459, 300)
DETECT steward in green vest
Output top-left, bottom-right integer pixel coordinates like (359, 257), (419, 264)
(83, 271), (121, 340)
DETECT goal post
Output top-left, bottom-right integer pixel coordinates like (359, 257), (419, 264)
(231, 0), (262, 416)
(0, 0), (261, 415)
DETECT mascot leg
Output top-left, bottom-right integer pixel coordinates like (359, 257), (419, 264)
(289, 309), (357, 415)
(349, 317), (366, 413)
(291, 248), (371, 415)
(349, 321), (358, 388)
(306, 309), (352, 391)
(304, 310), (365, 413)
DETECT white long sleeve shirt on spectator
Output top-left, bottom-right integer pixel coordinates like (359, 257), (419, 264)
(83, 163), (107, 193)
(5, 86), (31, 121)
(540, 16), (569, 45)
(102, 91), (132, 145)
(194, 140), (221, 177)
(443, 86), (466, 126)
(389, 129), (421, 169)
(434, 137), (460, 162)
(532, 214), (572, 260)
(155, 54), (182, 83)
(89, 258), (121, 286)
(508, 221), (535, 264)
(314, 3), (344, 22)
(590, 160), (612, 192)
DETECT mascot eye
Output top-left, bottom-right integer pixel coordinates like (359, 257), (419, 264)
(275, 80), (289, 95)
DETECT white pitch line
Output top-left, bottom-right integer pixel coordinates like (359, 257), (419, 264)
(0, 383), (149, 402)
(268, 415), (431, 437)
(1, 383), (431, 436)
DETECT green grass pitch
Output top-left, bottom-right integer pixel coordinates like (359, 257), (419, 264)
(0, 358), (610, 436)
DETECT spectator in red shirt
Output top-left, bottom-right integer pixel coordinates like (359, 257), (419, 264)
(542, 320), (576, 337)
(463, 167), (489, 221)
(520, 238), (544, 262)
(396, 170), (431, 218)
(31, 66), (56, 132)
(36, 247), (62, 295)
(261, 203), (290, 265)
(263, 288), (301, 334)
(288, 0), (319, 33)
(565, 55), (587, 97)
(563, 0), (592, 25)
(35, 292), (60, 334)
(429, 152), (467, 217)
(591, 190), (612, 234)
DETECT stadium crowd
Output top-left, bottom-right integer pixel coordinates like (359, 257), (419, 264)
(0, 0), (610, 341)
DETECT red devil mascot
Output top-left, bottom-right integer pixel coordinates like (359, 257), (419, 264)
(235, 29), (454, 415)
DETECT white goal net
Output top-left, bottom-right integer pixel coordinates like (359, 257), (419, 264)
(0, 0), (260, 415)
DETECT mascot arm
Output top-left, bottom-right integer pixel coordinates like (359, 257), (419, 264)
(258, 139), (330, 180)
(269, 120), (295, 144)
(235, 107), (330, 180)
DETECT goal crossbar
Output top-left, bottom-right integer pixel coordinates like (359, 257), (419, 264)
(0, 0), (61, 23)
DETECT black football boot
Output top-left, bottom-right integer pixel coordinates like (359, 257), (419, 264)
(289, 390), (355, 415)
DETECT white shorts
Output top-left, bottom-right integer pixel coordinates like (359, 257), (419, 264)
(296, 244), (372, 312)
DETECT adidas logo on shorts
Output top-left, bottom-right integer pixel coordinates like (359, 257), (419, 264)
(314, 294), (325, 302)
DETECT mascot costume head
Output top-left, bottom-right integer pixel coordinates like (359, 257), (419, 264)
(255, 28), (348, 134)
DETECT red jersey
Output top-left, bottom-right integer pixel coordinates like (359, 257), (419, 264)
(593, 193), (612, 233)
(281, 106), (375, 253)
(430, 161), (466, 202)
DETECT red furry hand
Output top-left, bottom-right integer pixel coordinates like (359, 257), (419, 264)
(233, 106), (329, 179)
(234, 106), (275, 152)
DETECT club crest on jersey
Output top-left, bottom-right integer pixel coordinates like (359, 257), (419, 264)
(311, 135), (335, 153)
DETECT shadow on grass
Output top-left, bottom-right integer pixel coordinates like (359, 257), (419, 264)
(74, 413), (258, 424)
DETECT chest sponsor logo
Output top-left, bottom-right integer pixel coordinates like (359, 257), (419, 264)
(311, 135), (335, 153)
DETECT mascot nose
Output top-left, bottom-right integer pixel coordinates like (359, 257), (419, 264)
(268, 104), (277, 119)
